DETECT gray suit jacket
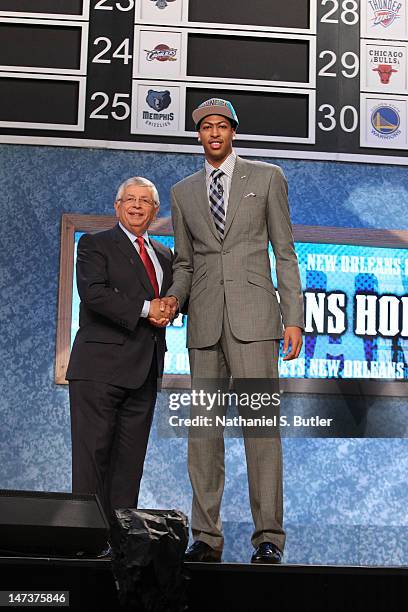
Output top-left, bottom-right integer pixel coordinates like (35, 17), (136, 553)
(167, 156), (304, 348)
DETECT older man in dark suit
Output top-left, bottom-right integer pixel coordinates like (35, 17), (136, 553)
(66, 177), (173, 532)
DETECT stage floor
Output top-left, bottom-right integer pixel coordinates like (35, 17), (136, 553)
(1, 554), (407, 611)
(215, 521), (408, 566)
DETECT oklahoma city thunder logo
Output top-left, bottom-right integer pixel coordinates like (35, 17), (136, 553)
(370, 104), (400, 138)
(368, 0), (403, 28)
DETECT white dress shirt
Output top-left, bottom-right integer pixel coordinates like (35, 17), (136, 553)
(119, 222), (163, 318)
(205, 150), (237, 214)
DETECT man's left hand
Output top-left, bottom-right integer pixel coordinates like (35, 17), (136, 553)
(147, 296), (180, 328)
(282, 326), (303, 361)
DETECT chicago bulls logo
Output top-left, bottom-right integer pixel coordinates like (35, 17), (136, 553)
(373, 63), (398, 83)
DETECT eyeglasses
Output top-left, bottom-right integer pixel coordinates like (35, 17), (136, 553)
(121, 196), (155, 207)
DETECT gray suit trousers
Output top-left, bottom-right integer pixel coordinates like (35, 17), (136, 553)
(188, 304), (284, 552)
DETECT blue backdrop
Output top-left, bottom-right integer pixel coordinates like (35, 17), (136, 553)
(0, 143), (407, 564)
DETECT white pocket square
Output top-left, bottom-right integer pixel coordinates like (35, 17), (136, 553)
(244, 192), (256, 198)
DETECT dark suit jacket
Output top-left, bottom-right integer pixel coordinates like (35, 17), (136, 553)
(66, 224), (173, 388)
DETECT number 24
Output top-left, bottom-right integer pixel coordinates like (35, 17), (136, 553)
(93, 38), (132, 65)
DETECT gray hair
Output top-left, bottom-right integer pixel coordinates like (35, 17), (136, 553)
(115, 176), (160, 208)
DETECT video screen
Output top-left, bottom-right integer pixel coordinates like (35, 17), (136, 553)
(71, 233), (408, 381)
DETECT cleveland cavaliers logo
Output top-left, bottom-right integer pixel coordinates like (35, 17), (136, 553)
(145, 44), (177, 61)
(368, 0), (403, 28)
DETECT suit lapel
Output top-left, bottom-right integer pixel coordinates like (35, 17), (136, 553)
(191, 156), (252, 242)
(192, 170), (221, 243)
(224, 156), (251, 239)
(112, 224), (153, 295)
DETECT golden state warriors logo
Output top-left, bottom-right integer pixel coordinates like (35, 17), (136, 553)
(370, 103), (401, 139)
(368, 0), (403, 28)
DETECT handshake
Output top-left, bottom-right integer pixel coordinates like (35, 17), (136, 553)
(148, 296), (178, 328)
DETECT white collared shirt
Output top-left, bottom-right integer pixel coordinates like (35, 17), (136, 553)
(205, 150), (237, 214)
(119, 222), (163, 317)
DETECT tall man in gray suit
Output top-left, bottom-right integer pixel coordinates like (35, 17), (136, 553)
(163, 99), (304, 564)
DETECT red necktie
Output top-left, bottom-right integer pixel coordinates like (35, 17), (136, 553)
(136, 236), (159, 298)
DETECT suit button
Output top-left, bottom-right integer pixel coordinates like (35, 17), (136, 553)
(220, 280), (224, 285)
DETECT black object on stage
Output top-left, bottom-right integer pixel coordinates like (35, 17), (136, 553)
(0, 489), (109, 556)
(111, 508), (189, 612)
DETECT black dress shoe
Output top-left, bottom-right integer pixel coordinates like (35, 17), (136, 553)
(185, 541), (222, 562)
(251, 542), (282, 564)
(97, 544), (112, 559)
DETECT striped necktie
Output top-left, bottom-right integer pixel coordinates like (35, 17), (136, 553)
(209, 169), (225, 238)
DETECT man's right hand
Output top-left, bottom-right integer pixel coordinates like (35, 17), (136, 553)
(148, 298), (171, 327)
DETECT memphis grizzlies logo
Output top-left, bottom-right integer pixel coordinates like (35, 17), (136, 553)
(146, 90), (171, 112)
(150, 0), (176, 9)
(142, 90), (175, 129)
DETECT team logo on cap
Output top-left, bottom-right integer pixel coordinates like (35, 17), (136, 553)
(370, 103), (401, 139)
(199, 98), (230, 109)
(145, 44), (177, 61)
(368, 1), (402, 28)
(193, 98), (239, 126)
(150, 0), (176, 8)
(142, 90), (175, 129)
